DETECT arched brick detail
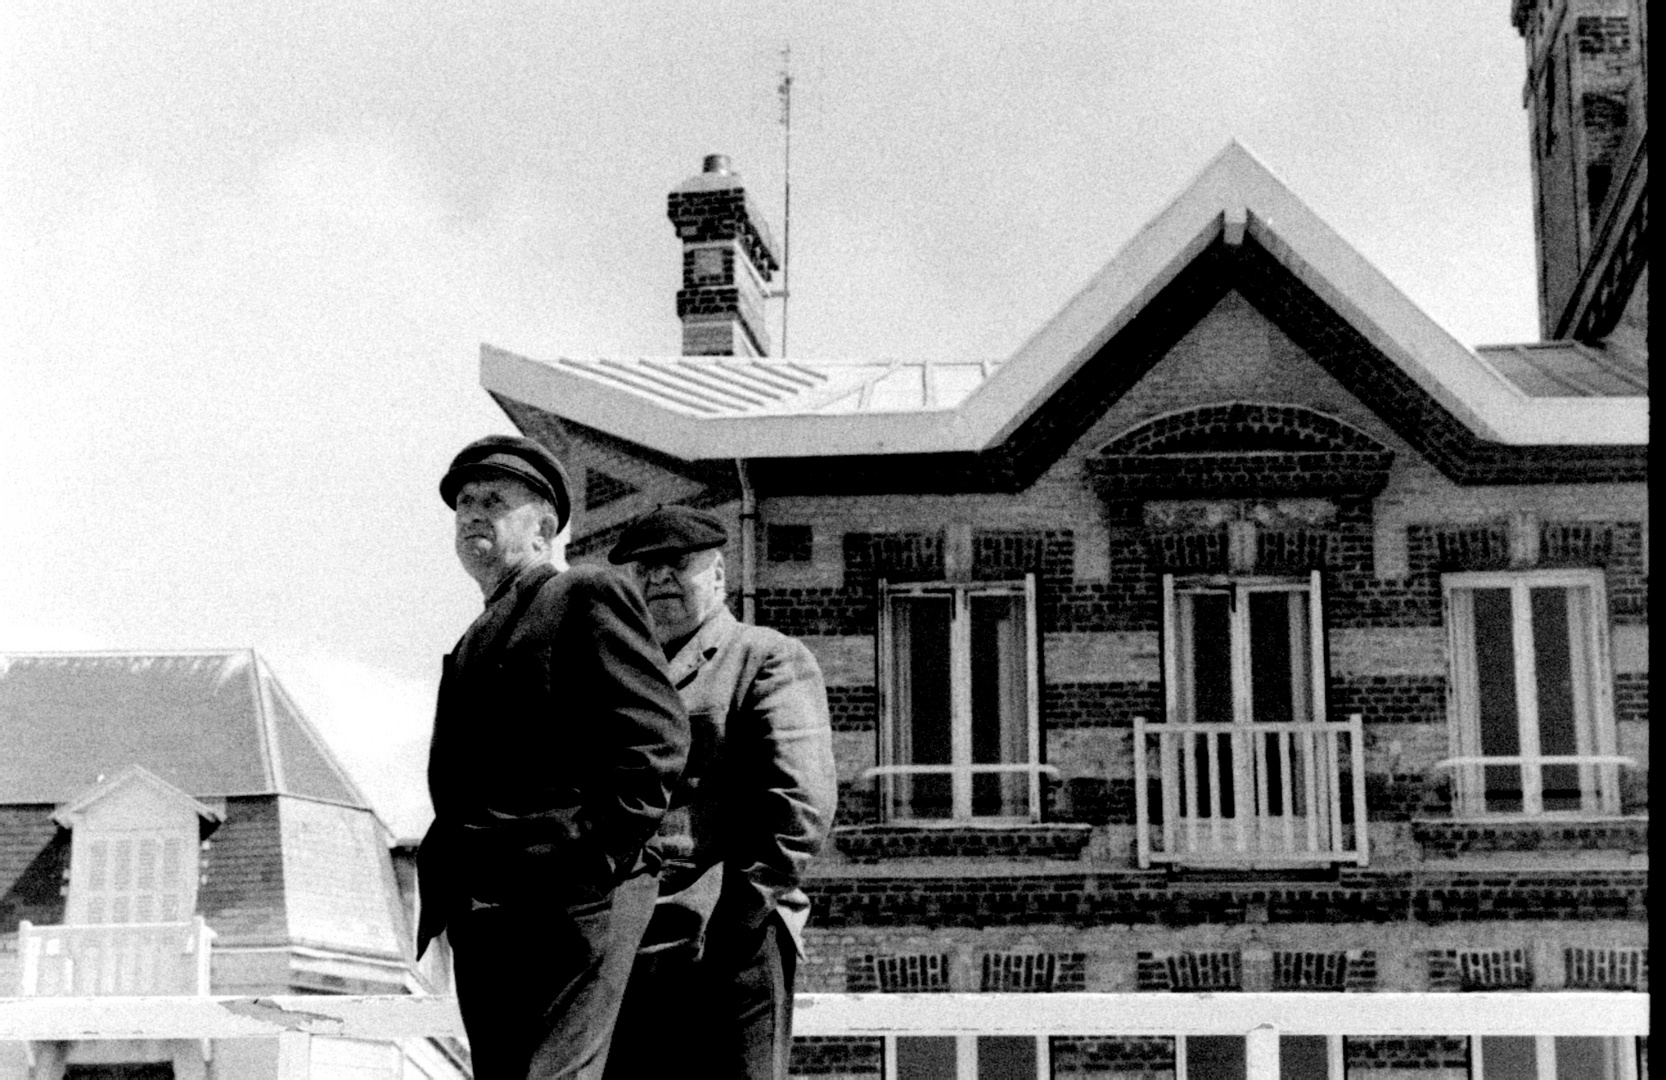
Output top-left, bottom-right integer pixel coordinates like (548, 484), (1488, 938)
(1087, 402), (1395, 499)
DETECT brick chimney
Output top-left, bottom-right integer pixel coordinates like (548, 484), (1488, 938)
(667, 154), (781, 357)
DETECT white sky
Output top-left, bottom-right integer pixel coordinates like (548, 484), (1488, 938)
(1, 1), (1540, 838)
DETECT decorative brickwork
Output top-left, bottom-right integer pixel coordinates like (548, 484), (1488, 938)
(1140, 527), (1229, 572)
(1565, 946), (1648, 990)
(1343, 949), (1379, 992)
(1044, 681), (1162, 730)
(972, 530), (1075, 582)
(767, 524), (813, 563)
(1256, 528), (1331, 572)
(1535, 520), (1648, 622)
(1272, 950), (1349, 991)
(1088, 404), (1396, 499)
(788, 1036), (884, 1077)
(1431, 523), (1512, 571)
(582, 468), (637, 511)
(1050, 1036), (1174, 1075)
(845, 952), (952, 992)
(1135, 950), (1242, 991)
(1615, 672), (1648, 725)
(833, 824), (1093, 861)
(807, 869), (1648, 928)
(1412, 818), (1648, 856)
(844, 531), (945, 584)
(980, 950), (1086, 992)
(1345, 1036), (1470, 1071)
(1460, 948), (1533, 989)
(1330, 675), (1445, 726)
(826, 685), (875, 732)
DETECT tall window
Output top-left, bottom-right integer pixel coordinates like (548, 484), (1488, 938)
(1178, 1035), (1343, 1079)
(1471, 1035), (1639, 1079)
(1160, 573), (1329, 829)
(1443, 570), (1620, 817)
(877, 576), (1040, 822)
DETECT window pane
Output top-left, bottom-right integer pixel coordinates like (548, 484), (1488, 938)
(890, 596), (953, 819)
(1471, 588), (1523, 813)
(977, 1035), (1037, 1080)
(895, 1036), (957, 1080)
(1480, 1035), (1538, 1079)
(1178, 592), (1235, 818)
(971, 594), (1029, 818)
(1530, 587), (1585, 811)
(1555, 1036), (1621, 1080)
(1186, 1035), (1246, 1080)
(1248, 591), (1312, 817)
(1280, 1035), (1329, 1079)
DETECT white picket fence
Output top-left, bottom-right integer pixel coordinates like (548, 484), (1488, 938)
(0, 990), (1649, 1079)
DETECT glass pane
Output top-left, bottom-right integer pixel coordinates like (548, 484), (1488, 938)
(1471, 588), (1523, 813)
(1179, 592), (1235, 818)
(1186, 1035), (1246, 1080)
(977, 1036), (1037, 1080)
(895, 1036), (957, 1080)
(890, 596), (953, 819)
(1555, 1036), (1620, 1080)
(1280, 1035), (1329, 1079)
(1480, 1035), (1538, 1079)
(971, 593), (1030, 817)
(1248, 591), (1311, 817)
(1531, 587), (1584, 811)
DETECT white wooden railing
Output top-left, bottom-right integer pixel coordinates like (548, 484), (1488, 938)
(17, 919), (214, 998)
(1134, 714), (1368, 868)
(0, 991), (1648, 1080)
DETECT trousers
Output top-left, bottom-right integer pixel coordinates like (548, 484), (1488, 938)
(450, 871), (658, 1079)
(603, 911), (798, 1079)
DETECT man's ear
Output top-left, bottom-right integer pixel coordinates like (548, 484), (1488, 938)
(538, 510), (561, 545)
(710, 550), (727, 587)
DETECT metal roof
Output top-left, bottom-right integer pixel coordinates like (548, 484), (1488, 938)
(1474, 341), (1649, 398)
(0, 651), (368, 809)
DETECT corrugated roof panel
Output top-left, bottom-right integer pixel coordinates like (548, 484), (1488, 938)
(1475, 342), (1648, 398)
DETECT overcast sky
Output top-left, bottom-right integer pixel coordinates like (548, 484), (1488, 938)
(1, 2), (1539, 838)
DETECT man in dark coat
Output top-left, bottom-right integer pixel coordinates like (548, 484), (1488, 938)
(602, 505), (837, 1080)
(418, 435), (689, 1080)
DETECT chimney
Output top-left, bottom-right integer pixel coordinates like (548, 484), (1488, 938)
(667, 154), (782, 357)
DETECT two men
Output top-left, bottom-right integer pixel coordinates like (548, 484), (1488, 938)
(418, 436), (690, 1079)
(602, 506), (838, 1080)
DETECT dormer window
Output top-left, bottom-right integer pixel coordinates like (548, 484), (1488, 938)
(55, 765), (219, 925)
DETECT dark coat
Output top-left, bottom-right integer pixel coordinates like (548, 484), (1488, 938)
(646, 606), (836, 957)
(417, 561), (689, 957)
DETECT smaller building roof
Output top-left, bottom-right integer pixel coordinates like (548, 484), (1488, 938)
(0, 651), (368, 810)
(1473, 340), (1649, 398)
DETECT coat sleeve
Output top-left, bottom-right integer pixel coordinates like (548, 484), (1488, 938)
(725, 634), (837, 926)
(559, 566), (691, 876)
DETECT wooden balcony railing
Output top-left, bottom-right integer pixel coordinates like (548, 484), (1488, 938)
(17, 918), (214, 998)
(1134, 713), (1368, 868)
(0, 990), (1648, 1080)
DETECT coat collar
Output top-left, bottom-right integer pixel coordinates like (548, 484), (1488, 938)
(664, 604), (739, 689)
(457, 560), (558, 663)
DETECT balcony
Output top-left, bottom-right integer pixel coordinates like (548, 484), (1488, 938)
(17, 918), (214, 997)
(1134, 714), (1367, 868)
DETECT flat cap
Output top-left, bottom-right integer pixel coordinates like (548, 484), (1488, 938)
(608, 505), (728, 564)
(439, 434), (571, 530)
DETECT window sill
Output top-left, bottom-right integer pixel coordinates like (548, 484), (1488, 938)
(833, 823), (1094, 862)
(1411, 815), (1647, 856)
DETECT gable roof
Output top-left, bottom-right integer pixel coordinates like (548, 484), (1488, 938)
(482, 141), (1646, 476)
(51, 764), (223, 829)
(0, 650), (368, 810)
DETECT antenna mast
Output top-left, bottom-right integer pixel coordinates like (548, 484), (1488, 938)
(776, 44), (793, 358)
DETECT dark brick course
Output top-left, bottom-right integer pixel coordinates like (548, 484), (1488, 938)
(1615, 672), (1648, 725)
(1413, 817), (1647, 857)
(833, 824), (1093, 861)
(1050, 1035), (1174, 1076)
(1044, 681), (1162, 729)
(789, 1036), (883, 1077)
(806, 869), (1648, 929)
(1331, 675), (1445, 726)
(1345, 1036), (1469, 1071)
(826, 685), (875, 732)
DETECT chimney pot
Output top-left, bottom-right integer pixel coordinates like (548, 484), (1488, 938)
(702, 154), (732, 175)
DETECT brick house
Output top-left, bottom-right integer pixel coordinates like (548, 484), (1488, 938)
(0, 652), (466, 1080)
(482, 4), (1645, 1079)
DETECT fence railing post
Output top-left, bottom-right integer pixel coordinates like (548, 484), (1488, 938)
(1245, 1022), (1279, 1080)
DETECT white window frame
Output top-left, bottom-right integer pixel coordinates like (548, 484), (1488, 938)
(884, 1034), (1050, 1079)
(875, 575), (1044, 823)
(1469, 1033), (1640, 1079)
(66, 825), (199, 926)
(1442, 569), (1623, 818)
(1162, 571), (1329, 731)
